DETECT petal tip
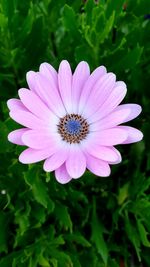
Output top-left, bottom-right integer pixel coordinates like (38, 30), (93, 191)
(7, 132), (13, 143)
(7, 99), (11, 109)
(18, 88), (26, 98)
(18, 154), (26, 164)
(59, 59), (70, 67)
(97, 167), (111, 177)
(135, 104), (142, 116)
(56, 178), (71, 185)
(138, 131), (144, 141)
(43, 162), (50, 172)
(26, 70), (34, 80)
(39, 62), (49, 72)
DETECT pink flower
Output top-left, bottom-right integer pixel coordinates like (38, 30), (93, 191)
(7, 61), (143, 184)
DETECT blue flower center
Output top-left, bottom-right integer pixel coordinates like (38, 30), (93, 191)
(65, 119), (82, 135)
(58, 114), (89, 144)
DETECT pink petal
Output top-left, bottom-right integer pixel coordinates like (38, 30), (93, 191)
(90, 108), (131, 131)
(19, 147), (57, 164)
(66, 146), (86, 179)
(72, 61), (90, 113)
(85, 153), (111, 177)
(114, 104), (142, 123)
(87, 128), (128, 146)
(78, 65), (106, 114)
(39, 62), (57, 85)
(35, 73), (66, 117)
(8, 128), (28, 145)
(55, 164), (72, 184)
(82, 73), (116, 118)
(44, 147), (69, 172)
(85, 145), (120, 162)
(18, 88), (57, 121)
(7, 99), (27, 112)
(26, 71), (37, 91)
(22, 130), (60, 149)
(89, 81), (127, 123)
(9, 111), (47, 129)
(118, 126), (143, 144)
(107, 147), (122, 164)
(58, 60), (72, 113)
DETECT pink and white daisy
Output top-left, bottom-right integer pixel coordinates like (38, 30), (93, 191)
(7, 60), (143, 184)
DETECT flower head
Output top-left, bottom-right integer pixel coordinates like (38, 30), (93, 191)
(7, 60), (143, 184)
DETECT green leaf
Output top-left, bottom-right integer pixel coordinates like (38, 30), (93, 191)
(137, 220), (150, 247)
(117, 183), (129, 205)
(14, 201), (31, 236)
(49, 249), (73, 267)
(0, 121), (12, 153)
(31, 204), (46, 225)
(16, 4), (34, 44)
(91, 198), (108, 265)
(24, 167), (54, 212)
(107, 258), (119, 267)
(54, 202), (72, 232)
(38, 254), (50, 267)
(62, 4), (78, 35)
(68, 254), (81, 267)
(114, 45), (143, 70)
(0, 13), (7, 28)
(50, 235), (65, 247)
(98, 11), (115, 43)
(0, 251), (21, 267)
(125, 212), (141, 261)
(84, 0), (95, 26)
(106, 0), (125, 17)
(49, 258), (58, 267)
(0, 212), (9, 253)
(66, 232), (91, 247)
(75, 44), (94, 67)
(0, 0), (15, 25)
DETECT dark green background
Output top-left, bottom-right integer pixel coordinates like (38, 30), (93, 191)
(0, 0), (150, 266)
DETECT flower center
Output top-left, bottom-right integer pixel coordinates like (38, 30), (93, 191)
(58, 114), (89, 144)
(65, 119), (81, 135)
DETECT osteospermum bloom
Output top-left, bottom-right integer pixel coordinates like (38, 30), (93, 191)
(7, 61), (143, 184)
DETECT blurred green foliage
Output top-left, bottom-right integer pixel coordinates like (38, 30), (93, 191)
(0, 0), (150, 266)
